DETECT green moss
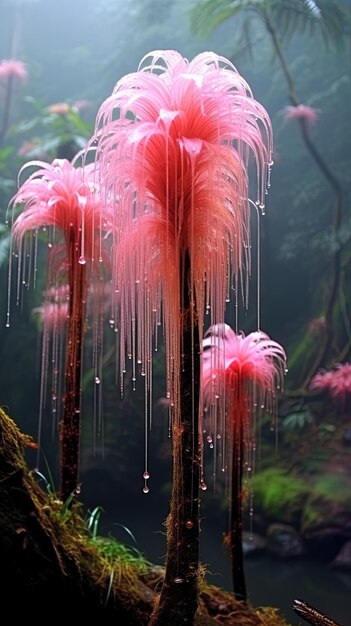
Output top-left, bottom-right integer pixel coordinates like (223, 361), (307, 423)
(312, 474), (351, 505)
(250, 468), (309, 524)
(301, 473), (351, 531)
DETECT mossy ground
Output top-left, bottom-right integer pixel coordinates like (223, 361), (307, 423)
(0, 407), (291, 625)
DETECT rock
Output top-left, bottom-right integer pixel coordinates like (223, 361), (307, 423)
(302, 526), (349, 560)
(266, 523), (306, 557)
(330, 540), (351, 570)
(243, 531), (267, 555)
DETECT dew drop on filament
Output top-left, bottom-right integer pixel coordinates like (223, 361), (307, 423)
(78, 256), (86, 265)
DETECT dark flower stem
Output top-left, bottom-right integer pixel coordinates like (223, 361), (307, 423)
(0, 75), (14, 148)
(60, 227), (86, 502)
(228, 411), (247, 603)
(149, 251), (200, 626)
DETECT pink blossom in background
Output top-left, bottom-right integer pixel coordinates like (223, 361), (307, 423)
(33, 285), (69, 332)
(310, 363), (351, 408)
(46, 102), (71, 115)
(284, 104), (320, 124)
(0, 59), (27, 82)
(72, 99), (91, 112)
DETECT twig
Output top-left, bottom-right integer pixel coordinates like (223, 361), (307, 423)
(293, 599), (342, 626)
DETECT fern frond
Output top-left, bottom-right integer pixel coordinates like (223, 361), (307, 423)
(272, 0), (350, 48)
(189, 0), (350, 50)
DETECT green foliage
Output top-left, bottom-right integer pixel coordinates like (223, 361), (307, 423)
(190, 0), (350, 49)
(250, 467), (309, 522)
(312, 474), (351, 505)
(282, 409), (314, 431)
(302, 473), (351, 529)
(15, 96), (92, 160)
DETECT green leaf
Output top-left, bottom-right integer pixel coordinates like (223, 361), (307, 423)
(189, 0), (246, 38)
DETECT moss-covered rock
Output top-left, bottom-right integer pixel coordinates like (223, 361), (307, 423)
(249, 468), (310, 528)
(302, 474), (351, 529)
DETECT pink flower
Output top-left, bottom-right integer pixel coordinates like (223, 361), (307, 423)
(46, 102), (71, 116)
(284, 104), (320, 124)
(9, 158), (112, 500)
(72, 99), (91, 112)
(201, 323), (286, 599)
(91, 50), (273, 405)
(202, 324), (287, 425)
(11, 158), (111, 266)
(33, 285), (69, 332)
(310, 363), (351, 408)
(0, 59), (27, 82)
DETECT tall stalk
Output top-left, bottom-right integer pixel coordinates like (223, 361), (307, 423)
(228, 413), (246, 602)
(149, 252), (200, 625)
(60, 227), (87, 502)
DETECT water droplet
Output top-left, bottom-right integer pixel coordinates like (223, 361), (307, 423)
(206, 436), (212, 444)
(143, 471), (150, 480)
(174, 577), (184, 584)
(216, 434), (221, 440)
(142, 486), (149, 494)
(200, 481), (208, 491)
(75, 485), (81, 495)
(95, 376), (101, 384)
(79, 256), (86, 265)
(185, 520), (193, 529)
(210, 443), (214, 449)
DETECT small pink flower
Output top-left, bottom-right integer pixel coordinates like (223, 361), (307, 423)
(33, 300), (69, 332)
(0, 59), (27, 82)
(310, 363), (351, 408)
(202, 324), (286, 415)
(284, 104), (320, 124)
(72, 99), (91, 112)
(46, 102), (71, 115)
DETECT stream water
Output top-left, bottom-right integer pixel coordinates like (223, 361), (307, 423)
(101, 497), (351, 626)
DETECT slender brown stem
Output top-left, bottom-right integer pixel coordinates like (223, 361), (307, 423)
(148, 251), (200, 626)
(263, 11), (343, 388)
(0, 75), (14, 148)
(227, 404), (247, 603)
(60, 228), (87, 502)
